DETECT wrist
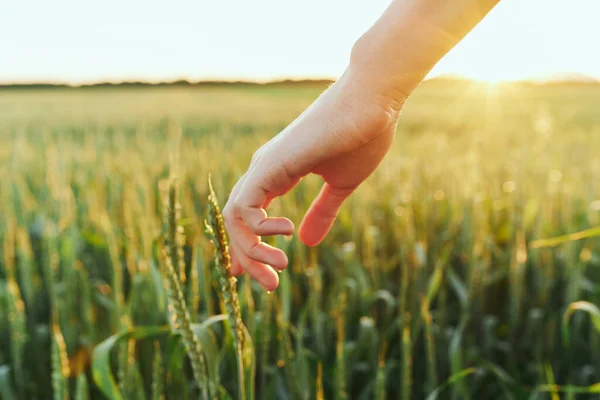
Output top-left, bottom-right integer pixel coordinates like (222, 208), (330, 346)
(342, 53), (408, 116)
(347, 34), (415, 110)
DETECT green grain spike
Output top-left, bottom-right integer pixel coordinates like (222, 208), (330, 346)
(162, 180), (212, 400)
(52, 323), (71, 400)
(206, 177), (252, 400)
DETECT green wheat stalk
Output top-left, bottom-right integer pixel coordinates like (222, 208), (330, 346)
(205, 177), (250, 400)
(162, 179), (211, 400)
(402, 323), (413, 400)
(375, 343), (387, 400)
(3, 221), (27, 398)
(316, 362), (324, 400)
(335, 291), (348, 400)
(152, 341), (165, 400)
(530, 226), (600, 248)
(52, 322), (71, 400)
(74, 373), (89, 400)
(421, 296), (438, 393)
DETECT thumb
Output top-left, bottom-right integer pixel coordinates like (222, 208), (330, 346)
(299, 183), (354, 246)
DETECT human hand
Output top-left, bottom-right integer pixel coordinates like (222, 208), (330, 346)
(222, 0), (499, 290)
(223, 67), (405, 290)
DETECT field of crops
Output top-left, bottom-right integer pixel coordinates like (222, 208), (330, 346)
(1, 80), (600, 399)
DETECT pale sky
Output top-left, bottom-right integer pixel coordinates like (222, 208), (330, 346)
(1, 0), (598, 84)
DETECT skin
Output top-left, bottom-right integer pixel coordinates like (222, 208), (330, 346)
(223, 0), (501, 290)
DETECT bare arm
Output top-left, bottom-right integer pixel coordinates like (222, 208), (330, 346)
(350, 0), (500, 100)
(223, 0), (501, 291)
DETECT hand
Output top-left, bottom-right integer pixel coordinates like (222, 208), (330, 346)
(223, 67), (405, 290)
(222, 0), (499, 290)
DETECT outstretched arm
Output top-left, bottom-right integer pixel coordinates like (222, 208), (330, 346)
(223, 0), (500, 291)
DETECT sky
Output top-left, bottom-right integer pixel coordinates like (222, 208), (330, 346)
(1, 0), (598, 84)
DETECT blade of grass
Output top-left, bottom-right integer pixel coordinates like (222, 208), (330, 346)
(530, 227), (600, 248)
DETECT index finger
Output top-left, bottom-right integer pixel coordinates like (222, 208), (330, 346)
(233, 172), (294, 237)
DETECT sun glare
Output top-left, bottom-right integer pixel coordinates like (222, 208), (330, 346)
(461, 69), (519, 84)
(477, 75), (507, 84)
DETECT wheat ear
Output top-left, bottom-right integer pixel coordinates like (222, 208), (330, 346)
(205, 178), (249, 400)
(162, 180), (212, 400)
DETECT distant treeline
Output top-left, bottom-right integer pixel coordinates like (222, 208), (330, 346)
(0, 77), (598, 90)
(0, 79), (335, 90)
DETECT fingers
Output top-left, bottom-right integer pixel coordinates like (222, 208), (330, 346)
(299, 183), (353, 246)
(228, 218), (289, 270)
(225, 174), (250, 278)
(224, 164), (295, 291)
(229, 245), (243, 277)
(227, 228), (282, 290)
(237, 206), (294, 236)
(230, 225), (287, 290)
(234, 249), (279, 291)
(235, 174), (295, 237)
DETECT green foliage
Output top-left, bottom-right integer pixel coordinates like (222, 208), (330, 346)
(562, 301), (600, 344)
(51, 324), (70, 400)
(0, 365), (17, 400)
(151, 342), (164, 400)
(92, 326), (169, 400)
(0, 81), (600, 398)
(75, 374), (90, 400)
(425, 368), (477, 400)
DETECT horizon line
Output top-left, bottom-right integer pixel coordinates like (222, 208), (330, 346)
(0, 73), (598, 89)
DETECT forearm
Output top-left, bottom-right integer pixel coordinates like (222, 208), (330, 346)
(349, 0), (500, 102)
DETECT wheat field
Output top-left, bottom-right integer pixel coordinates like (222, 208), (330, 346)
(1, 80), (599, 399)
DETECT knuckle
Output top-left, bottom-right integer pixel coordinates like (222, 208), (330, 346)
(251, 142), (276, 169)
(233, 199), (243, 213)
(253, 219), (265, 232)
(223, 212), (237, 229)
(250, 149), (264, 166)
(247, 241), (261, 259)
(279, 161), (296, 185)
(245, 259), (260, 276)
